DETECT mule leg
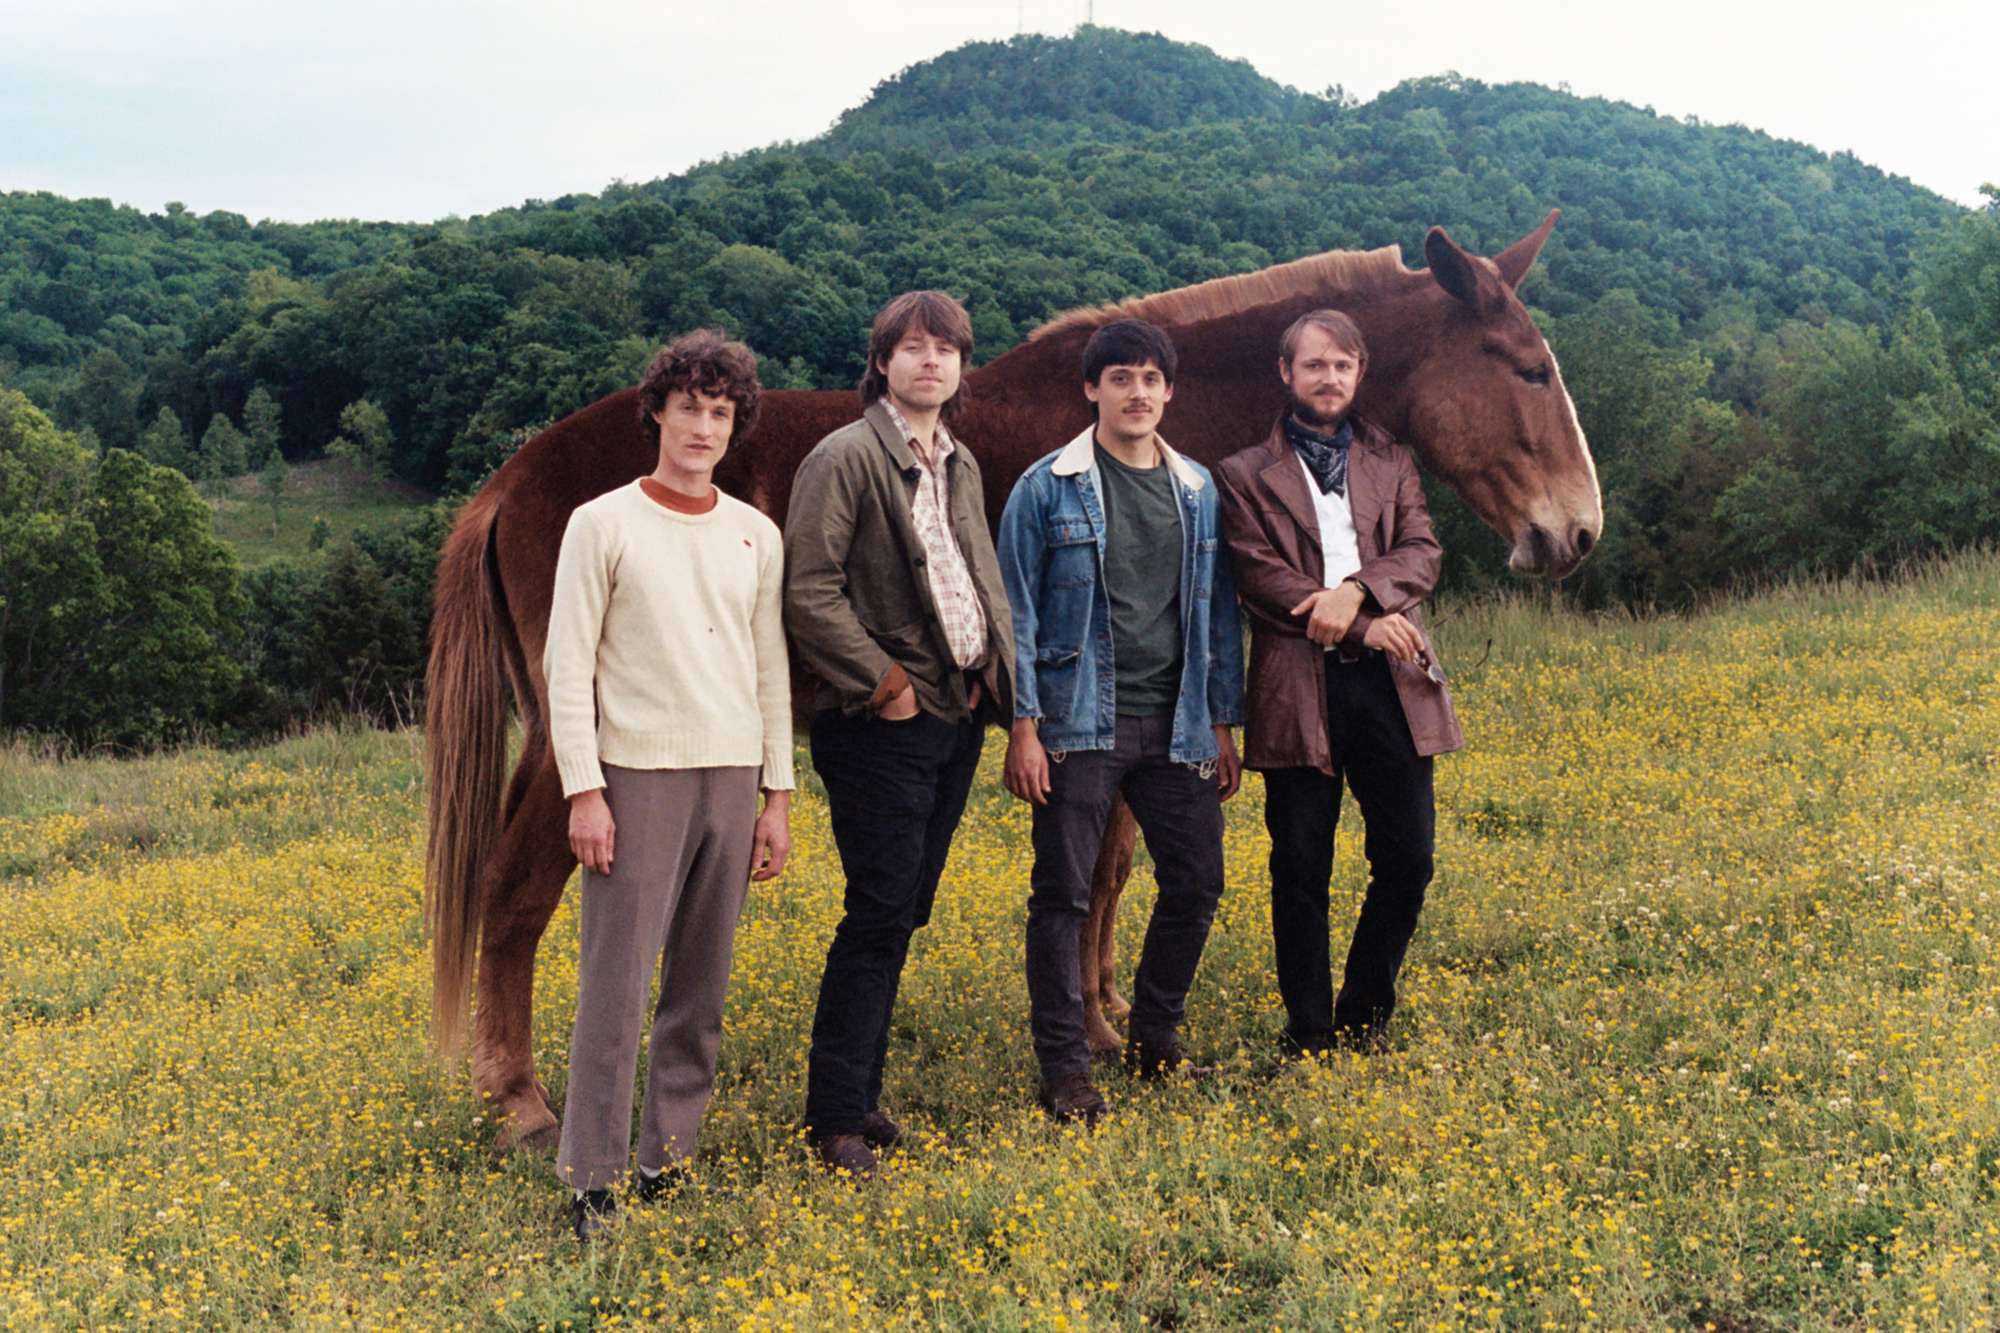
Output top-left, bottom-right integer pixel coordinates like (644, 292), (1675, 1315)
(471, 733), (576, 1154)
(1080, 795), (1139, 1058)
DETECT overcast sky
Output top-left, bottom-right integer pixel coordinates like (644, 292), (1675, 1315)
(2, 0), (1993, 224)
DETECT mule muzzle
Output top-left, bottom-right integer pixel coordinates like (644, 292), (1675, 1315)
(1510, 521), (1598, 580)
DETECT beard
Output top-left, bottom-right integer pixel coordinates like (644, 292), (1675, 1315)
(1288, 390), (1348, 430)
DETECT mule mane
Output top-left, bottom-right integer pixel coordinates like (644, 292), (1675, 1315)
(1028, 245), (1416, 341)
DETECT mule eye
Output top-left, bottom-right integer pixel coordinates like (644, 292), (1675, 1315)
(1517, 365), (1552, 388)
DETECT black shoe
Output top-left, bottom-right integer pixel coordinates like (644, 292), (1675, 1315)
(1037, 1071), (1109, 1125)
(1333, 1025), (1392, 1057)
(634, 1163), (734, 1205)
(859, 1108), (902, 1150)
(1278, 1030), (1336, 1062)
(633, 1164), (689, 1205)
(572, 1188), (615, 1242)
(1126, 1033), (1216, 1081)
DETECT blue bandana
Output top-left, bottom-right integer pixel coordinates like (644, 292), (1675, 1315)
(1286, 416), (1352, 498)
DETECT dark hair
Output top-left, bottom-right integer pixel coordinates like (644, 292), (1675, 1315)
(1279, 309), (1369, 370)
(1081, 319), (1177, 386)
(636, 329), (762, 449)
(857, 291), (975, 421)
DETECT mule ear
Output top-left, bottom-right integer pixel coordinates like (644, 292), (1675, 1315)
(1493, 208), (1559, 290)
(1425, 226), (1499, 312)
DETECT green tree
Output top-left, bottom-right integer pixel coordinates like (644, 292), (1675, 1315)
(55, 349), (139, 453)
(1716, 312), (2000, 571)
(1546, 292), (1740, 605)
(261, 450), (289, 535)
(199, 412), (250, 481)
(243, 386), (284, 468)
(139, 404), (192, 473)
(294, 539), (421, 721)
(0, 392), (244, 744)
(326, 398), (395, 477)
(0, 393), (105, 728)
(1916, 184), (2000, 359)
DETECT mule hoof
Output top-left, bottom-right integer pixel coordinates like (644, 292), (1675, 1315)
(493, 1106), (562, 1156)
(1102, 991), (1132, 1023)
(518, 1118), (562, 1154)
(1085, 1019), (1126, 1059)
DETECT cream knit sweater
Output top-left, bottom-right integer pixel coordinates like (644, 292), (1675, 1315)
(544, 481), (795, 797)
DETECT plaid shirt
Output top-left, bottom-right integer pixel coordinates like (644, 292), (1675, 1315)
(882, 398), (989, 670)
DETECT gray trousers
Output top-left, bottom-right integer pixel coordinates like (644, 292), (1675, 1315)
(555, 763), (758, 1190)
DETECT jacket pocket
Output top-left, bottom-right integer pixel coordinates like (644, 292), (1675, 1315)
(1193, 535), (1219, 597)
(866, 619), (931, 661)
(1034, 645), (1082, 723)
(1045, 518), (1096, 590)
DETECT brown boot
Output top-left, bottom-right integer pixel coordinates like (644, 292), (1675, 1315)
(1126, 1033), (1216, 1081)
(812, 1132), (880, 1179)
(1037, 1071), (1109, 1125)
(859, 1109), (902, 1151)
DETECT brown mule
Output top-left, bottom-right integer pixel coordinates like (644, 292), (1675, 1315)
(1080, 800), (1136, 1058)
(425, 213), (1601, 1147)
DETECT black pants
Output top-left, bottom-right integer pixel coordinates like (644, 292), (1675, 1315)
(1025, 714), (1226, 1078)
(804, 706), (984, 1137)
(1264, 653), (1434, 1051)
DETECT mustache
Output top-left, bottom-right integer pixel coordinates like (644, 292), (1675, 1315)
(1288, 392), (1348, 427)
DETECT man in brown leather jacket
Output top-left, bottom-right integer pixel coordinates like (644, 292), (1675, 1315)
(1215, 309), (1463, 1057)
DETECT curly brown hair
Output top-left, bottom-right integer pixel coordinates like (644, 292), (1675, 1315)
(636, 329), (763, 450)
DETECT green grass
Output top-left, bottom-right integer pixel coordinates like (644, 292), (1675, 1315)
(0, 552), (1996, 1330)
(207, 460), (434, 566)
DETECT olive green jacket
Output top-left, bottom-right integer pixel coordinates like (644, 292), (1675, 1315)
(783, 401), (1014, 722)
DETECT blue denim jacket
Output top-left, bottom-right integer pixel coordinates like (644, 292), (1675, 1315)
(997, 428), (1246, 762)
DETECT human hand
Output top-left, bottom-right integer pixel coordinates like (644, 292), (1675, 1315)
(1004, 720), (1051, 805)
(880, 683), (920, 721)
(750, 790), (792, 882)
(1288, 582), (1365, 646)
(1364, 612), (1424, 663)
(568, 788), (616, 875)
(1213, 726), (1242, 801)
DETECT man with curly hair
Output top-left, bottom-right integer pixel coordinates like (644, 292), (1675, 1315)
(544, 329), (794, 1239)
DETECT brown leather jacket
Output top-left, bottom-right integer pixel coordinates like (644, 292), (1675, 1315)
(1216, 416), (1464, 771)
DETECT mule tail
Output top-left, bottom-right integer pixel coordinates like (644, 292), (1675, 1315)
(424, 490), (512, 1057)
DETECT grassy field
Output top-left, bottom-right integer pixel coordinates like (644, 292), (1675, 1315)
(1, 556), (1996, 1330)
(206, 461), (435, 567)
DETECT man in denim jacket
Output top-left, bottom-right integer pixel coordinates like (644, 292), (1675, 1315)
(997, 319), (1246, 1124)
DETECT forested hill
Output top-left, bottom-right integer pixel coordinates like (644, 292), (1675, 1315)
(3, 29), (1964, 483)
(1, 29), (1995, 743)
(808, 27), (1330, 158)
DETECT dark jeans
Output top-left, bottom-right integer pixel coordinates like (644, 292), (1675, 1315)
(1264, 652), (1434, 1050)
(804, 706), (984, 1136)
(1025, 713), (1226, 1078)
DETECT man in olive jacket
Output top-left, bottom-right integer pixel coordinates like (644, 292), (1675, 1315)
(785, 290), (1013, 1178)
(1216, 309), (1462, 1059)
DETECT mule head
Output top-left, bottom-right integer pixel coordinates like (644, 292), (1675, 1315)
(1394, 211), (1602, 580)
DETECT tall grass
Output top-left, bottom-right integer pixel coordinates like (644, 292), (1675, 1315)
(0, 553), (1995, 1330)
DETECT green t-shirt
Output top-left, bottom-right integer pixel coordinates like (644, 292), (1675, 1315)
(1095, 443), (1184, 717)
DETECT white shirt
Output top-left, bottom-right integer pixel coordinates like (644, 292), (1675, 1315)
(880, 398), (989, 669)
(1299, 454), (1362, 588)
